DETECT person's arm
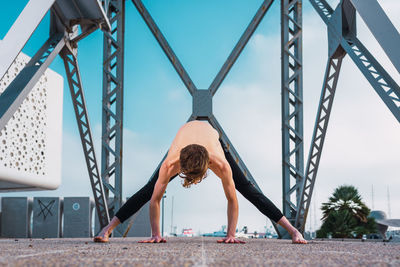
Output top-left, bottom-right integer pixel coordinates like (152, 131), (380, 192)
(212, 159), (245, 244)
(139, 159), (176, 243)
(220, 163), (238, 238)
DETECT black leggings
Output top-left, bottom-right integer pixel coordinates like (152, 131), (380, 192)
(115, 149), (284, 224)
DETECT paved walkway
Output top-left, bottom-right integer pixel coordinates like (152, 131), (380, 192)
(0, 237), (399, 266)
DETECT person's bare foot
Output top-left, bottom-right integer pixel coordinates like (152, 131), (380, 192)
(291, 230), (307, 244)
(94, 228), (111, 243)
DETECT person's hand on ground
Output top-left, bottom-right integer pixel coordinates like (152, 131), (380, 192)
(138, 236), (167, 243)
(217, 236), (246, 244)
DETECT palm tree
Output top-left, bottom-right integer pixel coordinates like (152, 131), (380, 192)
(321, 185), (370, 222)
(317, 185), (376, 238)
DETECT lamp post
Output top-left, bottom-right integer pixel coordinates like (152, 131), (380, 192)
(162, 192), (166, 236)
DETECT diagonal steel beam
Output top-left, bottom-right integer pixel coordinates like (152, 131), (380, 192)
(0, 0), (56, 81)
(209, 0), (274, 96)
(295, 56), (344, 232)
(61, 45), (110, 229)
(0, 34), (65, 132)
(341, 37), (400, 123)
(131, 0), (197, 95)
(349, 0), (400, 74)
(308, 0), (333, 23)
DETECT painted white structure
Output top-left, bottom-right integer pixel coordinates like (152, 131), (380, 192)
(0, 52), (63, 191)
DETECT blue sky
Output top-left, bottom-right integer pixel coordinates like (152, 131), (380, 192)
(1, 0), (400, 235)
(0, 0), (282, 135)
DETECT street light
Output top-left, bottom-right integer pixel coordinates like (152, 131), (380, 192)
(162, 192), (166, 236)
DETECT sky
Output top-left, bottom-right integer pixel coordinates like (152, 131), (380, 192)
(1, 0), (399, 235)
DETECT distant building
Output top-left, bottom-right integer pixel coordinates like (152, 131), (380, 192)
(369, 210), (400, 240)
(180, 228), (194, 237)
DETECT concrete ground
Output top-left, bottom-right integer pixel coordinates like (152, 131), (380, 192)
(0, 237), (399, 266)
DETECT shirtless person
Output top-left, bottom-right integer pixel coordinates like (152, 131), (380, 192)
(94, 121), (307, 244)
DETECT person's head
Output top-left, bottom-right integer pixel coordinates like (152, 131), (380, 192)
(179, 144), (209, 188)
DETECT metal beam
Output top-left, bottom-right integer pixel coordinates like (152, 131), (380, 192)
(50, 0), (111, 34)
(209, 0), (274, 96)
(341, 37), (400, 123)
(0, 0), (56, 81)
(131, 0), (197, 95)
(281, 0), (304, 223)
(295, 56), (344, 232)
(101, 0), (125, 231)
(308, 0), (333, 23)
(349, 0), (400, 74)
(309, 0), (400, 122)
(61, 45), (110, 229)
(0, 34), (65, 132)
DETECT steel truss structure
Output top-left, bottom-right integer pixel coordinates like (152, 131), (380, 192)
(0, 0), (399, 236)
(295, 0), (400, 232)
(60, 44), (111, 229)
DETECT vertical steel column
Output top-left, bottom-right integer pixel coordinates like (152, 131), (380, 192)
(281, 0), (304, 223)
(61, 45), (110, 229)
(295, 56), (344, 232)
(101, 0), (125, 219)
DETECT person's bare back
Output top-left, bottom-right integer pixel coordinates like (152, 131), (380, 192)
(168, 121), (221, 157)
(164, 121), (226, 174)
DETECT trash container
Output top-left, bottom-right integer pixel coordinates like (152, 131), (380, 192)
(0, 197), (32, 238)
(63, 197), (93, 237)
(32, 197), (61, 238)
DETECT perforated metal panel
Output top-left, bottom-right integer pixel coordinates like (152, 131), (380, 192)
(0, 53), (63, 191)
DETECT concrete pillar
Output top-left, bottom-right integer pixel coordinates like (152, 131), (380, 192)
(32, 197), (61, 238)
(63, 197), (93, 237)
(0, 197), (32, 238)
